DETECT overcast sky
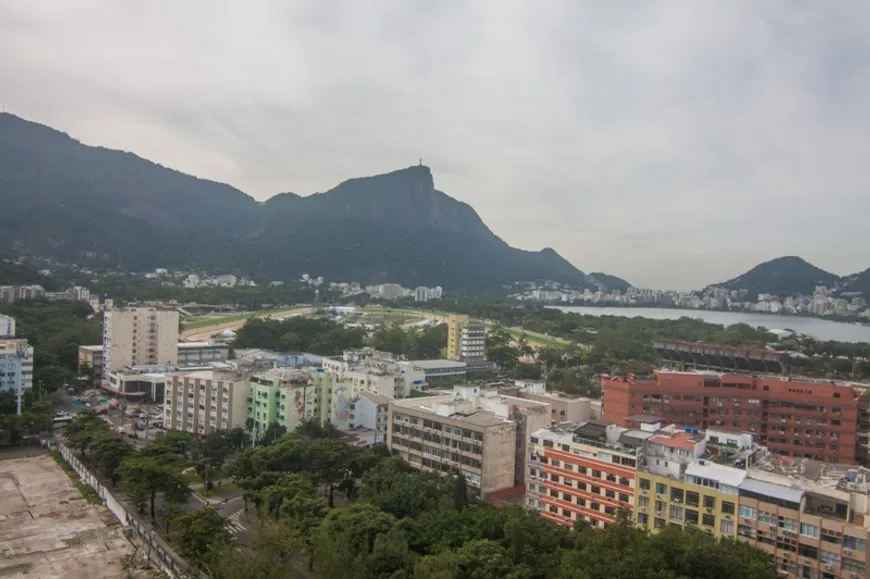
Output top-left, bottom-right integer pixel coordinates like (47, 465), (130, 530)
(2, 1), (869, 289)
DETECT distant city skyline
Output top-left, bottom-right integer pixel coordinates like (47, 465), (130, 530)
(2, 1), (869, 288)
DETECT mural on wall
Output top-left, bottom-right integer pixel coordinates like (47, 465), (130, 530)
(334, 385), (350, 422)
(294, 389), (306, 421)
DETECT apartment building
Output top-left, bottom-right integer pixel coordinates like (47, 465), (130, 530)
(636, 456), (746, 539)
(322, 349), (425, 399)
(602, 371), (865, 464)
(77, 345), (103, 377)
(349, 391), (392, 444)
(0, 339), (33, 393)
(164, 370), (250, 435)
(526, 420), (651, 528)
(501, 380), (600, 423)
(446, 315), (486, 362)
(389, 385), (551, 496)
(0, 315), (15, 337)
(102, 307), (179, 378)
(247, 368), (338, 436)
(403, 359), (467, 384)
(730, 455), (870, 578)
(0, 285), (44, 302)
(177, 342), (230, 367)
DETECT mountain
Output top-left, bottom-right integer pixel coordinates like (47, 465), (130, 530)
(840, 268), (870, 297)
(587, 272), (632, 292)
(712, 256), (840, 299)
(0, 113), (615, 291)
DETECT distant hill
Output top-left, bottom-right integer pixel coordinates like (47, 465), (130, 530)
(0, 113), (623, 292)
(840, 268), (870, 298)
(587, 272), (632, 292)
(712, 256), (840, 299)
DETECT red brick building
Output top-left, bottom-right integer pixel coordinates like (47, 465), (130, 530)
(602, 371), (868, 465)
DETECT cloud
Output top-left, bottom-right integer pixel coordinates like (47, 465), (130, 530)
(1, 0), (869, 289)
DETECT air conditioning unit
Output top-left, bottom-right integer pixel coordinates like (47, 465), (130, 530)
(673, 499), (681, 504)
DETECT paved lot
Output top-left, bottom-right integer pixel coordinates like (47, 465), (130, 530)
(0, 455), (137, 578)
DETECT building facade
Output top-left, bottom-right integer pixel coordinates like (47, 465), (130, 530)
(446, 315), (486, 362)
(349, 391), (392, 444)
(526, 420), (645, 528)
(603, 371), (864, 464)
(247, 368), (336, 436)
(177, 342), (230, 367)
(0, 339), (33, 393)
(102, 307), (179, 378)
(78, 345), (103, 377)
(164, 370), (249, 435)
(0, 285), (44, 302)
(0, 315), (15, 338)
(388, 385), (550, 496)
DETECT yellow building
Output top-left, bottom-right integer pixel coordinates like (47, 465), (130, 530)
(446, 314), (469, 361)
(635, 466), (741, 539)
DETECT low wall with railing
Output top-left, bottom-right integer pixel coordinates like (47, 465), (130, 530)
(51, 441), (194, 578)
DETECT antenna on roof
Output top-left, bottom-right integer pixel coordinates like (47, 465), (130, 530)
(419, 158), (422, 166)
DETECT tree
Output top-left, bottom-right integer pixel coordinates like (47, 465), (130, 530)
(359, 457), (441, 519)
(91, 435), (134, 486)
(172, 507), (232, 568)
(452, 473), (470, 511)
(307, 437), (350, 507)
(65, 411), (110, 461)
(259, 422), (287, 446)
(312, 503), (398, 577)
(118, 455), (190, 520)
(226, 426), (248, 451)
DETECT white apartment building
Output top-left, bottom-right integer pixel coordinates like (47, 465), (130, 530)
(322, 349), (425, 399)
(0, 315), (14, 338)
(460, 321), (485, 361)
(215, 274), (238, 287)
(388, 385), (551, 496)
(102, 307), (179, 378)
(349, 391), (392, 444)
(177, 342), (230, 367)
(163, 370), (250, 435)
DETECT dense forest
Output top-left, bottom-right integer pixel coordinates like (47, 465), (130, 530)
(232, 317), (366, 355)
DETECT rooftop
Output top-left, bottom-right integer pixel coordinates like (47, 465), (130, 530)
(407, 359), (467, 369)
(685, 461), (747, 488)
(393, 387), (547, 428)
(357, 391), (393, 405)
(178, 341), (226, 349)
(0, 455), (137, 578)
(649, 431), (701, 452)
(78, 344), (102, 352)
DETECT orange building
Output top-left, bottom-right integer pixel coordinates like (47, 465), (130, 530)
(526, 420), (650, 528)
(602, 371), (867, 465)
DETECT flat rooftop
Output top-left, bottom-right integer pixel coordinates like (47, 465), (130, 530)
(408, 359), (467, 369)
(0, 454), (136, 578)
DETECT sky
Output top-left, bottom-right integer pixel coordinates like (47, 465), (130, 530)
(2, 1), (869, 290)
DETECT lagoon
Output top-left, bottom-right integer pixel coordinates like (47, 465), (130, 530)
(550, 306), (870, 343)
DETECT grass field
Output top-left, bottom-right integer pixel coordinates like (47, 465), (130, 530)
(181, 307), (303, 331)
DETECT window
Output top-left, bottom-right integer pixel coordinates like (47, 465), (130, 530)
(637, 496), (650, 509)
(655, 483), (667, 495)
(669, 505), (683, 521)
(738, 525), (755, 539)
(703, 495), (716, 509)
(738, 505), (757, 519)
(702, 514), (716, 527)
(778, 516), (797, 532)
(758, 510), (776, 526)
(592, 469), (602, 478)
(720, 520), (734, 535)
(686, 491), (700, 507)
(797, 544), (818, 560)
(843, 558), (866, 574)
(671, 488), (684, 502)
(821, 551), (841, 567)
(800, 523), (819, 539)
(619, 493), (629, 503)
(639, 478), (651, 491)
(552, 460), (560, 468)
(605, 489), (616, 499)
(685, 510), (699, 525)
(844, 535), (867, 552)
(721, 501), (735, 515)
(654, 518), (666, 529)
